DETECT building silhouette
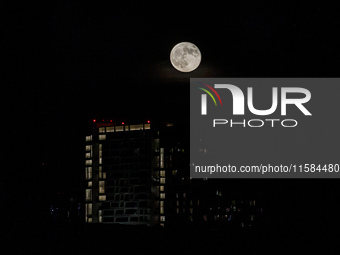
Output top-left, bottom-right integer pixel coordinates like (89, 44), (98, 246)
(84, 119), (263, 227)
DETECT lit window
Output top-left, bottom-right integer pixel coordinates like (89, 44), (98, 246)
(160, 148), (164, 169)
(144, 124), (151, 130)
(197, 200), (200, 205)
(99, 181), (105, 194)
(85, 152), (91, 159)
(160, 178), (165, 184)
(99, 127), (105, 133)
(116, 126), (124, 132)
(99, 195), (106, 201)
(85, 135), (92, 142)
(88, 203), (92, 215)
(176, 208), (179, 214)
(106, 126), (114, 133)
(190, 208), (193, 214)
(160, 205), (164, 214)
(250, 215), (254, 221)
(172, 170), (177, 175)
(190, 200), (193, 206)
(160, 193), (165, 199)
(85, 145), (91, 151)
(250, 200), (256, 206)
(86, 189), (92, 201)
(160, 216), (165, 222)
(85, 167), (92, 180)
(125, 125), (129, 131)
(99, 210), (103, 223)
(130, 124), (143, 131)
(88, 181), (92, 187)
(176, 201), (179, 206)
(183, 193), (186, 198)
(103, 172), (106, 179)
(85, 160), (92, 166)
(99, 134), (106, 140)
(159, 186), (164, 192)
(87, 217), (92, 223)
(160, 170), (165, 177)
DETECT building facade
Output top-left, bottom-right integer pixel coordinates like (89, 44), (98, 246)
(84, 119), (262, 228)
(84, 120), (194, 226)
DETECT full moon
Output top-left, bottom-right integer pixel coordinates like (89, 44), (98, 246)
(170, 42), (201, 72)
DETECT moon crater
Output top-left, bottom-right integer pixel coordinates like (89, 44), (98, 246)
(170, 42), (201, 72)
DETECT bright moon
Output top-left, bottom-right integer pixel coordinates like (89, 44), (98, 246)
(170, 42), (201, 72)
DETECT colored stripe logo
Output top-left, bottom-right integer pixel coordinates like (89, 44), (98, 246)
(198, 82), (223, 106)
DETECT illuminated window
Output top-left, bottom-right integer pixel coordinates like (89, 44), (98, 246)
(160, 193), (165, 199)
(190, 208), (193, 214)
(86, 189), (92, 201)
(85, 135), (92, 142)
(116, 126), (124, 132)
(99, 195), (106, 201)
(85, 167), (92, 180)
(183, 193), (186, 198)
(250, 200), (256, 206)
(85, 145), (91, 151)
(160, 223), (164, 227)
(176, 208), (179, 214)
(99, 181), (105, 194)
(106, 126), (114, 133)
(176, 201), (179, 206)
(85, 152), (91, 159)
(160, 216), (165, 222)
(160, 148), (164, 169)
(130, 124), (143, 131)
(88, 203), (92, 215)
(250, 215), (254, 221)
(88, 217), (92, 223)
(190, 200), (193, 206)
(160, 170), (165, 177)
(85, 160), (92, 166)
(99, 166), (102, 179)
(160, 186), (164, 192)
(103, 172), (106, 179)
(125, 125), (129, 131)
(99, 134), (106, 140)
(99, 127), (105, 133)
(160, 205), (164, 214)
(144, 124), (150, 130)
(88, 181), (92, 187)
(197, 200), (200, 205)
(99, 210), (103, 223)
(160, 178), (165, 184)
(172, 170), (177, 175)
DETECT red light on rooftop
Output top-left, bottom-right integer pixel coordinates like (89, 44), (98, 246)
(122, 122), (125, 125)
(110, 120), (113, 123)
(147, 120), (150, 124)
(93, 119), (96, 123)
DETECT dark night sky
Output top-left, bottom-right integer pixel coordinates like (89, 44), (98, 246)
(3, 1), (340, 227)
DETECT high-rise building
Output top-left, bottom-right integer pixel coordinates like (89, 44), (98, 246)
(84, 119), (262, 228)
(84, 119), (194, 226)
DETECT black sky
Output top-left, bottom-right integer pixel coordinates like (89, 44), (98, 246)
(3, 1), (340, 227)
